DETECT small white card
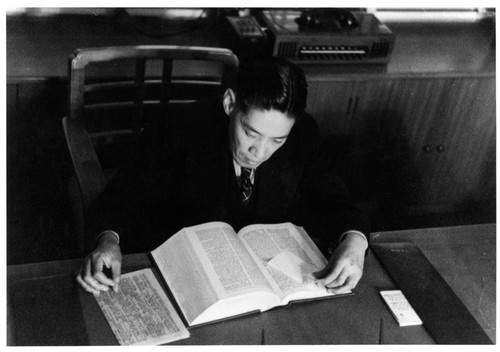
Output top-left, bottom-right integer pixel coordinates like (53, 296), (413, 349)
(380, 290), (422, 326)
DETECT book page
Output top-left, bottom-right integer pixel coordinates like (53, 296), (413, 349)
(151, 226), (220, 326)
(152, 222), (277, 326)
(187, 223), (272, 294)
(94, 268), (189, 345)
(239, 223), (331, 303)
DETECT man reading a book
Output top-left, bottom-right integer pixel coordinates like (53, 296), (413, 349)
(76, 56), (370, 297)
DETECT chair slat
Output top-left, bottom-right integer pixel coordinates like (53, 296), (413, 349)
(134, 59), (147, 133)
(161, 58), (174, 105)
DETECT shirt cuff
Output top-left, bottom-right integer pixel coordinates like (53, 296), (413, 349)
(96, 230), (120, 245)
(339, 230), (368, 244)
(328, 230), (367, 255)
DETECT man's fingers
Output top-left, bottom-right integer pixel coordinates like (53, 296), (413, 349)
(91, 256), (118, 286)
(110, 260), (122, 292)
(77, 262), (106, 293)
(313, 263), (331, 279)
(319, 261), (343, 285)
(75, 241), (123, 294)
(327, 276), (355, 294)
(92, 255), (104, 274)
(82, 257), (112, 291)
(327, 271), (362, 294)
(316, 239), (366, 294)
(76, 275), (100, 295)
(83, 275), (110, 292)
(324, 267), (348, 288)
(94, 271), (116, 287)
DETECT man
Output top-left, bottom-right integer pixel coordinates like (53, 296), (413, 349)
(76, 56), (370, 296)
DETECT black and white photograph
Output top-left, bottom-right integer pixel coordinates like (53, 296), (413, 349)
(4, 4), (496, 346)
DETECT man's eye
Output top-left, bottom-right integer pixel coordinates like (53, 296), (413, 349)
(273, 139), (285, 144)
(245, 130), (257, 138)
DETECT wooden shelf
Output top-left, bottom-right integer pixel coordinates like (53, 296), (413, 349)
(7, 14), (496, 79)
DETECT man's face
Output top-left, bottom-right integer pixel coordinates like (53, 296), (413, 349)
(229, 107), (295, 169)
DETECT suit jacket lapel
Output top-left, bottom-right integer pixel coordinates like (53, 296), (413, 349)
(255, 149), (303, 220)
(184, 149), (238, 221)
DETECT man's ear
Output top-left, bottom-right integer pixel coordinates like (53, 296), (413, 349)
(223, 88), (236, 116)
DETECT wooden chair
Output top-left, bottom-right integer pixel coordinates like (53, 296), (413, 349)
(62, 45), (239, 253)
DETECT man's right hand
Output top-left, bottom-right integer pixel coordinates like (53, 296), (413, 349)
(76, 232), (122, 294)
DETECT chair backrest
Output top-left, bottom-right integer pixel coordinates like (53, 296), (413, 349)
(63, 45), (239, 211)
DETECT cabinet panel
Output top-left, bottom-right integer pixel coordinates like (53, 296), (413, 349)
(432, 77), (496, 205)
(386, 78), (442, 148)
(353, 78), (441, 209)
(346, 78), (394, 138)
(307, 74), (495, 216)
(307, 80), (356, 135)
(403, 77), (458, 208)
(390, 76), (495, 210)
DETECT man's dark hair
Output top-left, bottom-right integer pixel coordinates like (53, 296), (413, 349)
(234, 56), (308, 120)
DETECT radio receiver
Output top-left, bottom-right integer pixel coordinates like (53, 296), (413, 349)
(261, 9), (395, 65)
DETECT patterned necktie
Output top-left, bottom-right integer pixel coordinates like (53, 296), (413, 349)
(239, 167), (253, 206)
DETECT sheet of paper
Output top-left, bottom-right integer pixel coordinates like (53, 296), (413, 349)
(94, 268), (189, 345)
(267, 250), (318, 284)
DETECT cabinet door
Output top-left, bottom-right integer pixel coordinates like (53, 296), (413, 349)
(428, 76), (496, 206)
(386, 75), (496, 211)
(306, 79), (356, 135)
(308, 77), (397, 138)
(352, 77), (441, 210)
(405, 77), (455, 209)
(346, 78), (395, 138)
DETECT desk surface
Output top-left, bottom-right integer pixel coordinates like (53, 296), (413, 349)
(7, 224), (495, 345)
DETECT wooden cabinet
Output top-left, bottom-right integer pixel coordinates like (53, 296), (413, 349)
(428, 76), (496, 208)
(307, 79), (357, 135)
(388, 75), (496, 212)
(306, 73), (495, 217)
(307, 77), (394, 137)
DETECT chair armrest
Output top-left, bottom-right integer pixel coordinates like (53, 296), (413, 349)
(62, 116), (108, 209)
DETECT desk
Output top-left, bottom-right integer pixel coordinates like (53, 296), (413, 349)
(7, 224), (495, 345)
(371, 223), (496, 343)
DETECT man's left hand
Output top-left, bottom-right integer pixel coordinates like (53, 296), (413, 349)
(313, 233), (368, 294)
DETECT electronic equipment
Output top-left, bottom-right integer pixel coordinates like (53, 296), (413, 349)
(223, 16), (268, 58)
(260, 9), (395, 65)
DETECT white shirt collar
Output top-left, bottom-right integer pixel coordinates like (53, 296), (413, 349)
(233, 159), (255, 183)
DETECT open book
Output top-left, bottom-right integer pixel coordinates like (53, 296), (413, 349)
(151, 222), (341, 327)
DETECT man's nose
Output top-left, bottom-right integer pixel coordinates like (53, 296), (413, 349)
(249, 140), (267, 160)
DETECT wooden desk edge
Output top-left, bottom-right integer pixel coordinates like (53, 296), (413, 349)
(7, 253), (150, 283)
(370, 223), (496, 242)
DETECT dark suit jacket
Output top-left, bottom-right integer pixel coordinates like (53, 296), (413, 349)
(86, 100), (370, 254)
